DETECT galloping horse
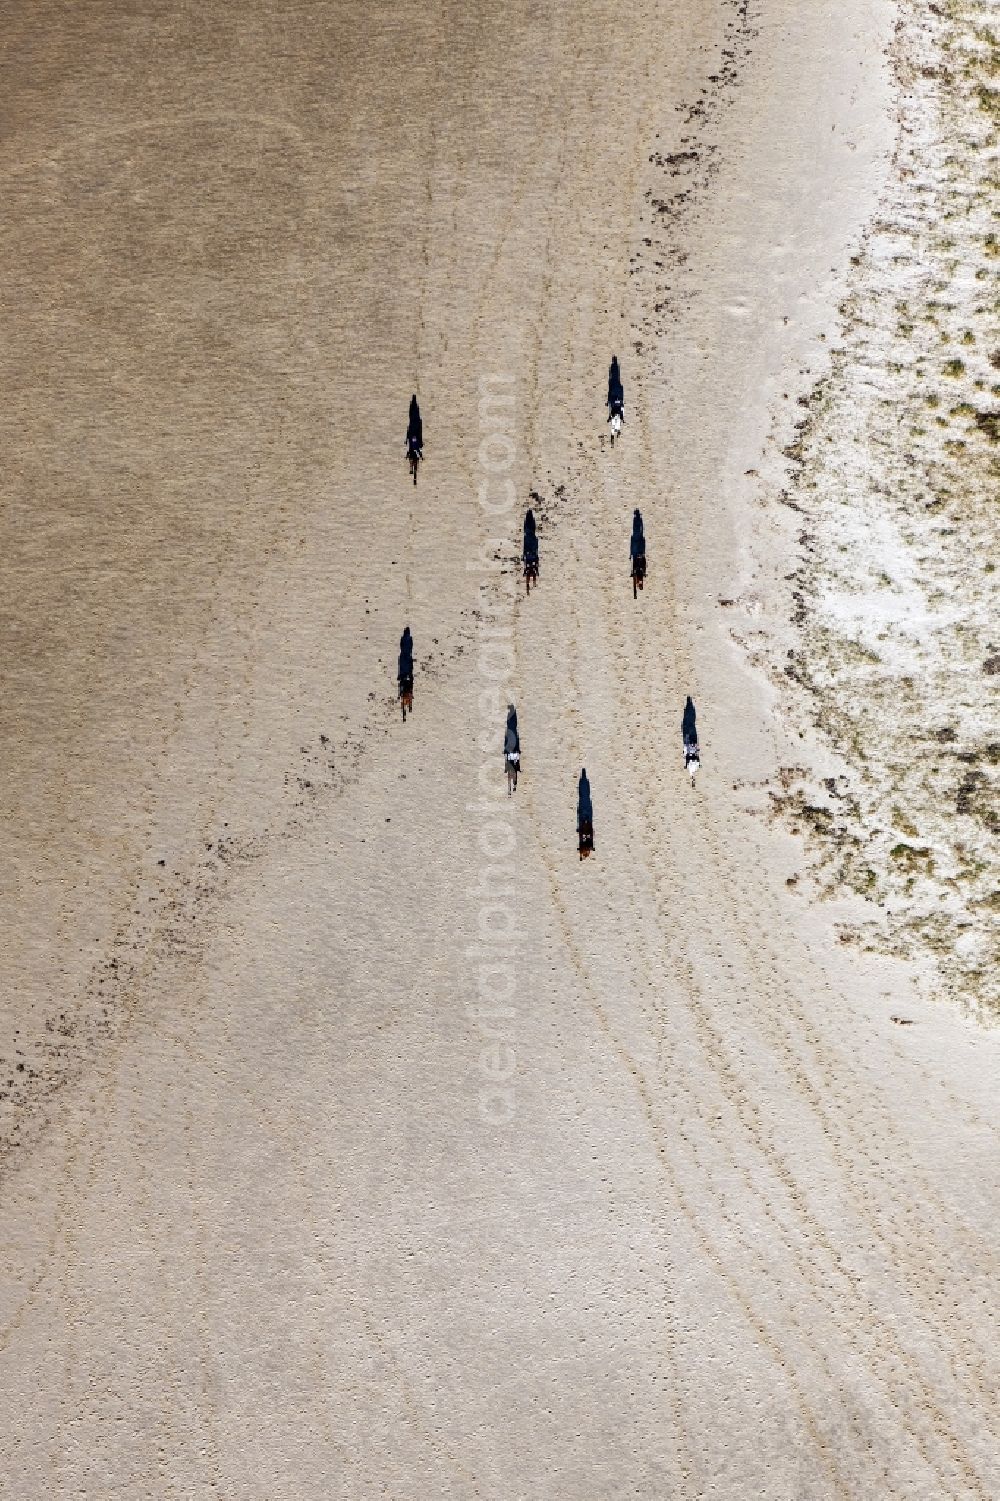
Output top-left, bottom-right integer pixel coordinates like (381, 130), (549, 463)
(505, 706), (520, 794)
(630, 509), (646, 599)
(406, 395), (423, 486)
(682, 695), (700, 780)
(398, 627), (414, 721)
(523, 507), (539, 594)
(577, 769), (594, 859)
(607, 356), (624, 444)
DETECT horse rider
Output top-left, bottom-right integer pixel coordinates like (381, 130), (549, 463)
(398, 626), (413, 687)
(630, 509), (645, 564)
(523, 510), (539, 569)
(504, 706), (520, 767)
(577, 768), (593, 832)
(406, 395), (423, 460)
(682, 695), (699, 763)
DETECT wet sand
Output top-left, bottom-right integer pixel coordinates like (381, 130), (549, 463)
(1, 1), (998, 1496)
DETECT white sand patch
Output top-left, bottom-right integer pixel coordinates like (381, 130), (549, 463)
(744, 0), (1000, 1017)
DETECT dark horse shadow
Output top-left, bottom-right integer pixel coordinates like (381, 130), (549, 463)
(505, 705), (520, 793)
(682, 695), (699, 775)
(523, 508), (539, 594)
(577, 769), (594, 859)
(406, 395), (422, 485)
(631, 508), (645, 599)
(398, 627), (414, 720)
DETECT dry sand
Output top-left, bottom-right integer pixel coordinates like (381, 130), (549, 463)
(1, 0), (998, 1496)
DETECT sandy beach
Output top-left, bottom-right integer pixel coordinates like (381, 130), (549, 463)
(1, 0), (998, 1496)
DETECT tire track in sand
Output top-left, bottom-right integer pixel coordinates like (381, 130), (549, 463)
(580, 355), (997, 1493)
(500, 7), (858, 1489)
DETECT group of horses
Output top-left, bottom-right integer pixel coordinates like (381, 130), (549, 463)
(397, 364), (701, 858)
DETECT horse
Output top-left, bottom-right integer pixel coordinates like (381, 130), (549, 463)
(632, 551), (646, 599)
(682, 697), (698, 772)
(406, 394), (422, 484)
(523, 508), (538, 592)
(505, 707), (520, 792)
(578, 770), (594, 858)
(610, 409), (622, 445)
(399, 672), (414, 721)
